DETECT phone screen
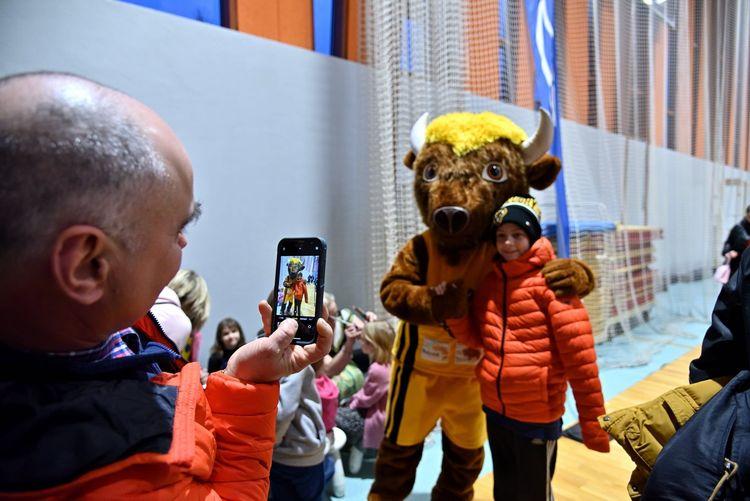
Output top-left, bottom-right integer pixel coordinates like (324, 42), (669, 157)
(271, 238), (326, 345)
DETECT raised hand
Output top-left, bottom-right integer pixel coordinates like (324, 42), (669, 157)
(342, 314), (365, 348)
(224, 301), (333, 383)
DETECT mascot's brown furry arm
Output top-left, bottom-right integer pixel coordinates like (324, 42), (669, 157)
(368, 110), (594, 501)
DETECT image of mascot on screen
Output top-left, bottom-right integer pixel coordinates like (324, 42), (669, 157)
(276, 256), (319, 318)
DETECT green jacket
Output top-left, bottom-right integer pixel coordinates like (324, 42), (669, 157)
(598, 377), (729, 499)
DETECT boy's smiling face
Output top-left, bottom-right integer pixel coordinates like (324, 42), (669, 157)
(495, 222), (530, 262)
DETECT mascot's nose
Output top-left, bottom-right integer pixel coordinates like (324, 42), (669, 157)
(433, 206), (470, 234)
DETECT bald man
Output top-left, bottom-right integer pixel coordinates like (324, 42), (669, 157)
(0, 71), (331, 499)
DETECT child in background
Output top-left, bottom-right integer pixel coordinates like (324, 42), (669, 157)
(168, 269), (211, 363)
(347, 321), (395, 474)
(445, 195), (609, 501)
(321, 293), (365, 399)
(207, 318), (246, 373)
(270, 360), (327, 501)
(314, 360), (347, 498)
(315, 365), (340, 436)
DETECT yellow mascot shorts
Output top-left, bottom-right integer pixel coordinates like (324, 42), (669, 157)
(383, 360), (486, 450)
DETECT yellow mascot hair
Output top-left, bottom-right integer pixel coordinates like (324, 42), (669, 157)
(425, 112), (528, 157)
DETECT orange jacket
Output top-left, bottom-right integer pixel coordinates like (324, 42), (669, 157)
(292, 279), (308, 302)
(3, 363), (279, 499)
(447, 237), (609, 452)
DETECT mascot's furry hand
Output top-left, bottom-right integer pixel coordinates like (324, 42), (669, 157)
(542, 258), (595, 298)
(430, 280), (468, 321)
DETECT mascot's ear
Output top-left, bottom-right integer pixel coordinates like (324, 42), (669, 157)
(403, 151), (416, 169)
(527, 154), (561, 190)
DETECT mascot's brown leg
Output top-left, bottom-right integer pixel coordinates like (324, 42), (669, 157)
(431, 432), (484, 501)
(368, 437), (424, 500)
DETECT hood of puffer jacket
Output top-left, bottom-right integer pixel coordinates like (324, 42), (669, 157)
(493, 236), (555, 279)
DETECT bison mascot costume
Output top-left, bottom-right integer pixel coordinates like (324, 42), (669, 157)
(368, 110), (595, 500)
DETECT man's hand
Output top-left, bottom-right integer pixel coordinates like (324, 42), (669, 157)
(725, 250), (739, 260)
(224, 301), (333, 383)
(542, 258), (595, 298)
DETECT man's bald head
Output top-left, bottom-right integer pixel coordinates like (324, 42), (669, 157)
(0, 72), (175, 266)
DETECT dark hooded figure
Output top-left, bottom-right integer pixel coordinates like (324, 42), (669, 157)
(722, 205), (750, 275)
(642, 247), (750, 499)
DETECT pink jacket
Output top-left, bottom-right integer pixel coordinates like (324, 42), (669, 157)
(349, 362), (390, 449)
(315, 374), (339, 433)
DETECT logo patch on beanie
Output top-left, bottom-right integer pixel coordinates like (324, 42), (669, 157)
(494, 207), (509, 225)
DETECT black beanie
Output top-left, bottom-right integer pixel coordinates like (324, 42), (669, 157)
(493, 195), (542, 244)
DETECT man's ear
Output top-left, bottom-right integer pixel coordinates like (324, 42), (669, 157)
(527, 154), (561, 190)
(403, 151), (416, 169)
(51, 225), (112, 306)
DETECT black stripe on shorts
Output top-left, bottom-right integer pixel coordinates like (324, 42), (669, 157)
(387, 323), (419, 442)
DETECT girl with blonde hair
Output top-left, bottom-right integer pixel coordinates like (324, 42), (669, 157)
(346, 321), (395, 472)
(169, 269), (210, 362)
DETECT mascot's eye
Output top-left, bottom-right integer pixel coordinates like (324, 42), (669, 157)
(482, 162), (508, 183)
(422, 163), (438, 182)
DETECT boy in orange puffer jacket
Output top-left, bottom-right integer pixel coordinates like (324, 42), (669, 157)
(443, 195), (609, 501)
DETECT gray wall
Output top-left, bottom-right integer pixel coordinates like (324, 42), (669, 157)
(0, 0), (372, 365)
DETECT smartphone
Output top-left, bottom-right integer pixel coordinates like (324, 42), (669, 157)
(271, 237), (327, 345)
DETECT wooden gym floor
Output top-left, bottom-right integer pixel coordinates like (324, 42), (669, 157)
(472, 346), (702, 500)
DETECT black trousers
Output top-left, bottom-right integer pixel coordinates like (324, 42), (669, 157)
(486, 421), (558, 501)
(293, 298), (302, 316)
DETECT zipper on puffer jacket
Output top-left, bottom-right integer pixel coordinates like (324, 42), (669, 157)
(495, 267), (508, 415)
(145, 310), (183, 372)
(147, 310), (181, 356)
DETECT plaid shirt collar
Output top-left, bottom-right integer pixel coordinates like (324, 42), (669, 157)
(45, 328), (138, 364)
(0, 329), (182, 381)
